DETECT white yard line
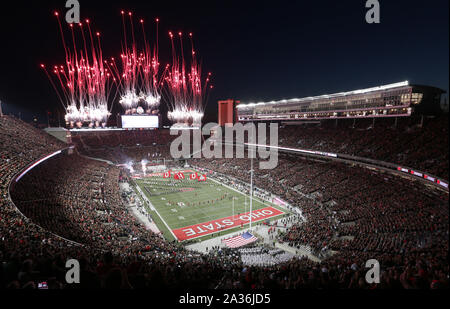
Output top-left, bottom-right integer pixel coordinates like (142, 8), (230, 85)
(207, 175), (283, 212)
(134, 180), (178, 241)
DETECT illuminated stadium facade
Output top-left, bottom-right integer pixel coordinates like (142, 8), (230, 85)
(236, 81), (445, 122)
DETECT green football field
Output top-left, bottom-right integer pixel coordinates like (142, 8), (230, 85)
(133, 170), (288, 242)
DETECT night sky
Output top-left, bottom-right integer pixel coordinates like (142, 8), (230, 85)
(0, 0), (448, 125)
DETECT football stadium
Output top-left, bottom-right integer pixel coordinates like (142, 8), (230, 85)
(0, 0), (448, 294)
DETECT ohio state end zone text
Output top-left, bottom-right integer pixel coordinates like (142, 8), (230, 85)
(173, 206), (285, 241)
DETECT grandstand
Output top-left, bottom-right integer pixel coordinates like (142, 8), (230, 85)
(236, 81), (445, 121)
(0, 85), (448, 289)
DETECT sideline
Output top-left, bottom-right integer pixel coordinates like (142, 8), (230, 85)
(132, 178), (179, 241)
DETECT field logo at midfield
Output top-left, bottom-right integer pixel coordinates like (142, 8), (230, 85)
(172, 206), (284, 241)
(170, 122), (279, 169)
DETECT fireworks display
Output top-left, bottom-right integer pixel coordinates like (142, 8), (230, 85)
(164, 31), (213, 128)
(41, 12), (117, 128)
(41, 10), (212, 129)
(107, 12), (167, 116)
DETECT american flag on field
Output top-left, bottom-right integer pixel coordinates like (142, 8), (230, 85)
(222, 232), (257, 248)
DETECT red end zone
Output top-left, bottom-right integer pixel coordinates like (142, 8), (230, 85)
(131, 169), (194, 179)
(172, 207), (285, 241)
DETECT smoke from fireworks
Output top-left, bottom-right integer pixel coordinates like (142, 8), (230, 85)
(41, 12), (117, 128)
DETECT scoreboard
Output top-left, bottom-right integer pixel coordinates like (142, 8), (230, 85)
(121, 115), (159, 129)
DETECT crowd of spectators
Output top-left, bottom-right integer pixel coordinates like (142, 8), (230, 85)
(71, 116), (448, 181)
(238, 247), (296, 267)
(0, 114), (448, 289)
(276, 115), (448, 179)
(0, 116), (236, 288)
(191, 150), (448, 288)
(71, 130), (175, 164)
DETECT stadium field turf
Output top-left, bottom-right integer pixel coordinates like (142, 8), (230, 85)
(133, 170), (287, 242)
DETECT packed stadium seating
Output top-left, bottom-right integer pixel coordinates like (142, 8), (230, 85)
(277, 116), (448, 179)
(71, 115), (448, 179)
(71, 130), (175, 164)
(1, 114), (448, 289)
